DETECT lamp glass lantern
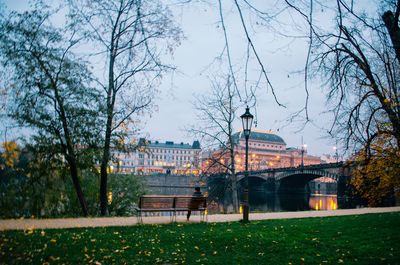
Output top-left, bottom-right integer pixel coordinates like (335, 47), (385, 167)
(240, 106), (254, 137)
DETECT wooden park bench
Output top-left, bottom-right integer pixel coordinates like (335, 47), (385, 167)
(135, 195), (207, 223)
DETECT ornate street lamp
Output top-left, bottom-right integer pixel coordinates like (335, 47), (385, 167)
(301, 144), (307, 172)
(301, 143), (307, 168)
(240, 106), (253, 222)
(333, 146), (339, 163)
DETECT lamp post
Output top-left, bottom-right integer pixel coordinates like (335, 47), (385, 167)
(333, 146), (339, 163)
(240, 106), (253, 222)
(301, 144), (307, 168)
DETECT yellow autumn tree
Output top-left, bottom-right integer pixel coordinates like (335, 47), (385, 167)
(1, 141), (19, 170)
(352, 134), (400, 206)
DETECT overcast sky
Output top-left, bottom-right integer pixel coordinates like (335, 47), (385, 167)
(2, 0), (377, 157)
(144, 1), (335, 156)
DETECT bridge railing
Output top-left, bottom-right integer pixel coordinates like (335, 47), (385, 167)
(235, 161), (345, 176)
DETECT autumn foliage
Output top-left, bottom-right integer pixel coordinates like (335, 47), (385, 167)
(352, 135), (400, 206)
(0, 141), (19, 170)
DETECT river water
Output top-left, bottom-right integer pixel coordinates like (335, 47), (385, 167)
(247, 190), (353, 212)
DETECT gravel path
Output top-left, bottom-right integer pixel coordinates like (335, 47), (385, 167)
(1, 206), (399, 231)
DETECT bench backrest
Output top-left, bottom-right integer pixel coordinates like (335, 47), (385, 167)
(138, 196), (207, 210)
(174, 196), (207, 210)
(139, 196), (175, 210)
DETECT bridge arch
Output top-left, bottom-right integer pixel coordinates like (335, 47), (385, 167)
(236, 174), (270, 183)
(276, 169), (341, 182)
(276, 169), (341, 193)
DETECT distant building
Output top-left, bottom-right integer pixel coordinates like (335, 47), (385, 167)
(203, 130), (321, 173)
(111, 140), (201, 175)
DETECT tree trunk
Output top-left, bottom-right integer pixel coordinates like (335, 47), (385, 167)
(54, 87), (89, 217)
(382, 8), (400, 148)
(69, 160), (89, 216)
(100, 93), (114, 216)
(100, 159), (108, 216)
(382, 10), (400, 65)
(99, 107), (113, 215)
(100, 44), (116, 216)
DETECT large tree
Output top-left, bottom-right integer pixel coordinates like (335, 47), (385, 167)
(68, 0), (182, 215)
(0, 9), (101, 216)
(188, 74), (241, 212)
(313, 1), (400, 151)
(283, 0), (400, 202)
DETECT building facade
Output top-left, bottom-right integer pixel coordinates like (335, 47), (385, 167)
(110, 140), (202, 175)
(203, 130), (322, 173)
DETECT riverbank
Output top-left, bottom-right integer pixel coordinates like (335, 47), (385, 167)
(1, 206), (399, 230)
(1, 211), (399, 264)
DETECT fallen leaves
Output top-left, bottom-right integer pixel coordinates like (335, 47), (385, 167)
(49, 255), (59, 261)
(1, 214), (399, 265)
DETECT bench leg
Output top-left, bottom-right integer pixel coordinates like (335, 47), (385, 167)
(136, 211), (143, 224)
(170, 211), (175, 222)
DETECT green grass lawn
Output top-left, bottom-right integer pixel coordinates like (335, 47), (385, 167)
(1, 212), (400, 264)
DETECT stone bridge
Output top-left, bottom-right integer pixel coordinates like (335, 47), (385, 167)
(141, 162), (352, 197)
(235, 162), (352, 196)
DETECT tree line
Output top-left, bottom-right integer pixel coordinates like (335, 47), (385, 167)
(1, 0), (399, 217)
(0, 141), (147, 218)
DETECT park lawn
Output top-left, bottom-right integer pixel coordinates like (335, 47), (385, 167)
(1, 212), (399, 264)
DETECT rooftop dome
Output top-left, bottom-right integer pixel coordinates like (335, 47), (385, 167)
(233, 130), (286, 144)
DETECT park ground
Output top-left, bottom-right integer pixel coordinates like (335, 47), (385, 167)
(1, 207), (400, 264)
